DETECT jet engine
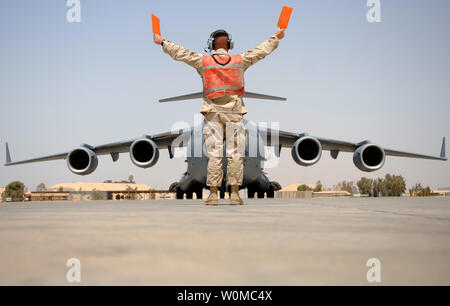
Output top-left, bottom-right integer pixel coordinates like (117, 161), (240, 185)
(291, 136), (322, 166)
(130, 138), (159, 168)
(67, 147), (98, 175)
(353, 143), (385, 172)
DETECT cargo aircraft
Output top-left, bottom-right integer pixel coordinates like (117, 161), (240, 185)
(4, 91), (447, 199)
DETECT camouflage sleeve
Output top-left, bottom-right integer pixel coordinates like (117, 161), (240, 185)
(162, 40), (203, 70)
(241, 35), (280, 70)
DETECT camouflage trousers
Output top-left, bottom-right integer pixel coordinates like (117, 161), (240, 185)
(204, 112), (246, 187)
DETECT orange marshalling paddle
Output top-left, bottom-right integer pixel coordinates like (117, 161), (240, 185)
(152, 14), (161, 36)
(277, 6), (293, 29)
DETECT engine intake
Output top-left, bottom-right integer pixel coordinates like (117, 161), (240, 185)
(353, 144), (385, 172)
(130, 138), (159, 168)
(291, 136), (322, 166)
(67, 147), (98, 175)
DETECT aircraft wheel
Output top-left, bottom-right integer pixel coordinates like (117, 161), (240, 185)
(247, 187), (256, 198)
(266, 186), (275, 198)
(195, 189), (203, 200)
(257, 190), (265, 199)
(219, 190), (226, 199)
(172, 182), (185, 200)
(176, 189), (184, 200)
(270, 181), (282, 192)
(169, 182), (179, 193)
(186, 192), (193, 200)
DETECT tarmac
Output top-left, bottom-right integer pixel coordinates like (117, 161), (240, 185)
(0, 196), (449, 285)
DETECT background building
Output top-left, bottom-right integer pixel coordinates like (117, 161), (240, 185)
(276, 182), (351, 198)
(47, 182), (166, 201)
(0, 187), (5, 200)
(433, 188), (450, 196)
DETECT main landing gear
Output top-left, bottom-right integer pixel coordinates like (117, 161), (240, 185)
(247, 181), (282, 199)
(170, 181), (282, 200)
(170, 182), (203, 200)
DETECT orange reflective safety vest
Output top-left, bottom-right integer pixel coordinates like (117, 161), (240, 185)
(202, 54), (244, 99)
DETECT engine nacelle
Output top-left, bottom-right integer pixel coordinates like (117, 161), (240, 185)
(291, 136), (322, 166)
(67, 147), (98, 175)
(130, 138), (159, 168)
(353, 143), (385, 172)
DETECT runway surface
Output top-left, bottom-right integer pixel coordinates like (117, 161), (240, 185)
(1, 197), (449, 285)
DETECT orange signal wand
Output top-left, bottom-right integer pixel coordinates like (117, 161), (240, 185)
(152, 14), (161, 36)
(277, 6), (293, 29)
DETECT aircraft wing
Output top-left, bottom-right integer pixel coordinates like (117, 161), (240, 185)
(264, 128), (447, 161)
(159, 91), (286, 103)
(5, 125), (446, 168)
(4, 129), (190, 166)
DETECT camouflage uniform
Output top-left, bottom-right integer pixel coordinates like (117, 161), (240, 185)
(203, 112), (246, 186)
(161, 35), (280, 186)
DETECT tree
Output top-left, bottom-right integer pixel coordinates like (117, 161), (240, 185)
(357, 177), (373, 196)
(36, 183), (46, 192)
(409, 183), (420, 197)
(409, 183), (432, 197)
(384, 174), (406, 197)
(297, 184), (312, 192)
(355, 174), (407, 197)
(90, 189), (106, 200)
(58, 186), (64, 192)
(372, 178), (386, 197)
(313, 180), (323, 192)
(126, 186), (139, 200)
(2, 181), (25, 202)
(337, 181), (357, 195)
(128, 175), (135, 184)
(423, 186), (432, 197)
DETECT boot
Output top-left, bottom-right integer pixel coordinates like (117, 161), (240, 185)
(230, 185), (243, 205)
(205, 186), (219, 205)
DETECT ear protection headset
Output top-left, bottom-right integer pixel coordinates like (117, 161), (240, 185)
(206, 29), (234, 52)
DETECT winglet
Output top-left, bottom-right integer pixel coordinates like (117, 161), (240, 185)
(5, 142), (11, 164)
(441, 137), (446, 159)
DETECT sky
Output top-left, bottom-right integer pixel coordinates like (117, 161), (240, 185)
(0, 0), (449, 191)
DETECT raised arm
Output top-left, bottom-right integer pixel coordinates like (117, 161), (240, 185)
(241, 29), (285, 70)
(153, 34), (203, 70)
